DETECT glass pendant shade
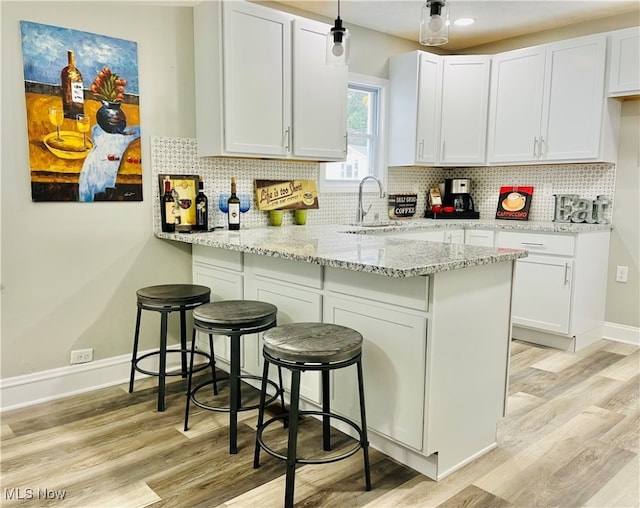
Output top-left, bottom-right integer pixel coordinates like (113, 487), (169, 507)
(420, 0), (449, 46)
(326, 18), (350, 65)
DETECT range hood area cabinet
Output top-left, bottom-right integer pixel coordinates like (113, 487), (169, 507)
(388, 51), (491, 167)
(193, 1), (347, 161)
(607, 26), (640, 98)
(487, 33), (620, 165)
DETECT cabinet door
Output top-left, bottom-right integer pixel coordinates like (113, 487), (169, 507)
(511, 255), (573, 335)
(192, 262), (244, 363)
(292, 18), (347, 160)
(245, 277), (323, 404)
(541, 34), (607, 161)
(324, 295), (427, 451)
(608, 27), (640, 97)
(440, 56), (490, 165)
(464, 229), (494, 247)
(416, 52), (443, 164)
(223, 2), (291, 156)
(444, 229), (464, 244)
(487, 46), (545, 164)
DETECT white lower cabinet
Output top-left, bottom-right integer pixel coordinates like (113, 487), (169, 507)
(497, 229), (610, 351)
(244, 254), (323, 404)
(444, 229), (464, 244)
(511, 255), (573, 334)
(323, 294), (427, 451)
(192, 246), (244, 364)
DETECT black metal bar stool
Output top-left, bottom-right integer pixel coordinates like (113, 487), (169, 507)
(184, 300), (285, 454)
(128, 284), (214, 412)
(253, 322), (372, 508)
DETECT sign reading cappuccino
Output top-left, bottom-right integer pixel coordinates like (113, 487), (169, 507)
(254, 179), (319, 211)
(495, 186), (534, 221)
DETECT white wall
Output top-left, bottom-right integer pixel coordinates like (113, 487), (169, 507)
(1, 1), (637, 391)
(1, 1), (196, 378)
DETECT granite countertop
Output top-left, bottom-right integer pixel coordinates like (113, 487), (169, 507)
(157, 221), (531, 278)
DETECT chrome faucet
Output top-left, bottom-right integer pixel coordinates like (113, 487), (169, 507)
(357, 176), (386, 223)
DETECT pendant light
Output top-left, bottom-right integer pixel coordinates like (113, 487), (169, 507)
(420, 0), (449, 46)
(326, 0), (350, 65)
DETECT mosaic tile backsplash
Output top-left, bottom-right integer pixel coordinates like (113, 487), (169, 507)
(151, 136), (615, 229)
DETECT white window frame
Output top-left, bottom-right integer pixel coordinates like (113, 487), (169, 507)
(319, 73), (388, 193)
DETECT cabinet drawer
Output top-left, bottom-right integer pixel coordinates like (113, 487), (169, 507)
(465, 229), (495, 247)
(246, 253), (323, 289)
(193, 245), (243, 271)
(325, 267), (429, 311)
(497, 231), (575, 256)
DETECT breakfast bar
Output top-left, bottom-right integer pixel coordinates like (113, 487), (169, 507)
(157, 224), (526, 480)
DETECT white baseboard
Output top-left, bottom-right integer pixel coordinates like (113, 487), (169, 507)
(603, 321), (640, 346)
(0, 348), (188, 412)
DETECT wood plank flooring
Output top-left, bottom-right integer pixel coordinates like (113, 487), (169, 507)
(1, 339), (638, 507)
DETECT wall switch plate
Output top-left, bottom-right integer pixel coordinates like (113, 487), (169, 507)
(615, 265), (628, 283)
(70, 348), (93, 364)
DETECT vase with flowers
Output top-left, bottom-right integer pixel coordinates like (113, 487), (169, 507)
(91, 66), (128, 134)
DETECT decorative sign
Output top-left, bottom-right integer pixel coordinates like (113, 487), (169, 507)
(158, 174), (199, 227)
(254, 179), (319, 211)
(496, 186), (534, 220)
(554, 194), (610, 224)
(388, 193), (417, 219)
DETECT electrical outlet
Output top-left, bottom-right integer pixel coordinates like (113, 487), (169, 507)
(615, 265), (628, 283)
(70, 348), (93, 364)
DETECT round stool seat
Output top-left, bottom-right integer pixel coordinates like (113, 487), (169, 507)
(263, 323), (363, 364)
(193, 300), (278, 331)
(137, 284), (211, 309)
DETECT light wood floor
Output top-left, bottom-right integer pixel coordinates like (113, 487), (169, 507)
(1, 339), (638, 507)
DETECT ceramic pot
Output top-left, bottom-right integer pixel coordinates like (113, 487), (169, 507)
(96, 101), (127, 134)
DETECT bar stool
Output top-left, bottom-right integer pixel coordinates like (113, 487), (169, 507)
(128, 284), (214, 412)
(253, 322), (372, 508)
(184, 300), (285, 454)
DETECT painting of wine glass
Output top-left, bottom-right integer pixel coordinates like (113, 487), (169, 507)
(20, 21), (141, 202)
(158, 174), (199, 229)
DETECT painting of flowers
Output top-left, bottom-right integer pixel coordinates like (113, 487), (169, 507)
(20, 21), (142, 202)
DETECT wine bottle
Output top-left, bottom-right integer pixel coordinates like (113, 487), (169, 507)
(61, 50), (84, 119)
(227, 177), (240, 230)
(161, 179), (176, 233)
(195, 180), (208, 231)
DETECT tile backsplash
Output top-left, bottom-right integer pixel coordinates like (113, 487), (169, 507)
(151, 136), (615, 229)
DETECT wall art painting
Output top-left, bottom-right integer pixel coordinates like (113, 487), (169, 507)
(20, 21), (142, 202)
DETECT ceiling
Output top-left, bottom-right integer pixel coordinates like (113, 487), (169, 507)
(271, 0), (640, 51)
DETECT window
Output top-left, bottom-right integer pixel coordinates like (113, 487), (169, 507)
(321, 73), (388, 192)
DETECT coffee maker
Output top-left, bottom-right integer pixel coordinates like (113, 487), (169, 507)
(426, 178), (479, 219)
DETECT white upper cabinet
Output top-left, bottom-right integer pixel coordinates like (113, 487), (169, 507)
(193, 1), (347, 161)
(607, 26), (640, 98)
(440, 55), (491, 165)
(292, 17), (348, 160)
(389, 51), (489, 167)
(488, 34), (620, 165)
(222, 2), (291, 157)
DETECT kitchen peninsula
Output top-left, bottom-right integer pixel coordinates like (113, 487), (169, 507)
(157, 224), (526, 480)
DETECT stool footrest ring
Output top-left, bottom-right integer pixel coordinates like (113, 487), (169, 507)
(133, 349), (211, 378)
(256, 410), (365, 465)
(190, 375), (282, 413)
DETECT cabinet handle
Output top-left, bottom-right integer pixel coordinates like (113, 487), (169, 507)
(344, 132), (348, 155)
(564, 263), (570, 285)
(539, 136), (545, 158)
(533, 137), (538, 159)
(285, 127), (291, 152)
(441, 140), (446, 160)
(520, 242), (545, 248)
(418, 140), (424, 159)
